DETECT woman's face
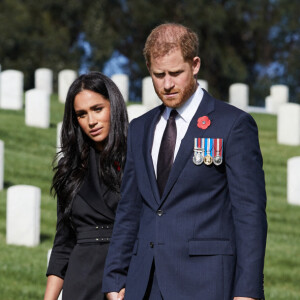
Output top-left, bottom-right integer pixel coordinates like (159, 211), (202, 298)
(74, 89), (111, 151)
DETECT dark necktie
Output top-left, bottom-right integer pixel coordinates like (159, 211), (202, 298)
(157, 109), (178, 197)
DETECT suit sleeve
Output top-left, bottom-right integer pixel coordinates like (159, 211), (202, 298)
(46, 201), (76, 279)
(225, 112), (267, 299)
(102, 122), (143, 293)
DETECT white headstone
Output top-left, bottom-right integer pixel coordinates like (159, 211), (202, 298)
(277, 103), (300, 146)
(25, 89), (50, 128)
(266, 85), (289, 114)
(47, 249), (63, 299)
(0, 64), (2, 105)
(127, 104), (149, 122)
(6, 185), (41, 246)
(198, 79), (208, 91)
(142, 76), (161, 109)
(57, 121), (63, 151)
(265, 95), (275, 114)
(56, 121), (63, 159)
(111, 74), (129, 102)
(229, 83), (249, 111)
(271, 84), (289, 103)
(35, 68), (53, 95)
(287, 157), (300, 205)
(0, 70), (24, 110)
(58, 70), (77, 103)
(0, 140), (4, 191)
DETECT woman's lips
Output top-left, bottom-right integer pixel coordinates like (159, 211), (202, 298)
(90, 127), (103, 136)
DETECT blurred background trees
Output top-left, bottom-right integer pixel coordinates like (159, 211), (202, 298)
(0, 0), (299, 103)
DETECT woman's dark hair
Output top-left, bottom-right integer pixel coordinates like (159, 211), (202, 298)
(51, 71), (128, 222)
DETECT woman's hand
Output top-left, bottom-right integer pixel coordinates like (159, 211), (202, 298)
(44, 275), (63, 300)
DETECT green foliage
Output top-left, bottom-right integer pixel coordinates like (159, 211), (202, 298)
(0, 96), (300, 298)
(95, 0), (299, 103)
(0, 1), (299, 102)
(0, 0), (114, 89)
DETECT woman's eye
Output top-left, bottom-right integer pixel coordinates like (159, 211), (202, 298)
(95, 107), (103, 112)
(76, 114), (85, 119)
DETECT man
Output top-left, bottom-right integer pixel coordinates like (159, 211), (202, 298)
(103, 23), (267, 300)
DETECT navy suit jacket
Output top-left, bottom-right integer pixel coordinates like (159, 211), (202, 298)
(102, 90), (267, 300)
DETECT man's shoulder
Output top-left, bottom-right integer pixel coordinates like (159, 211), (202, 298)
(209, 92), (253, 122)
(213, 95), (245, 116)
(201, 90), (256, 131)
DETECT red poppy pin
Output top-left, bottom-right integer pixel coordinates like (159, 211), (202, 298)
(114, 161), (121, 172)
(197, 116), (211, 129)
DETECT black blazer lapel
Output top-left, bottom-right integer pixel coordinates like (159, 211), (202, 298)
(160, 90), (216, 204)
(77, 147), (115, 220)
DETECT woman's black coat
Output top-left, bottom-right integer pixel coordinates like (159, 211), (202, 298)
(47, 148), (120, 300)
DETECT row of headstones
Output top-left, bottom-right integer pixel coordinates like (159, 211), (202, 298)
(229, 83), (290, 114)
(0, 68), (204, 107)
(1, 69), (299, 145)
(230, 84), (300, 146)
(2, 155), (300, 248)
(0, 69), (78, 109)
(0, 67), (290, 111)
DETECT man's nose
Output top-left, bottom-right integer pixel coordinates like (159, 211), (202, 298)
(164, 75), (175, 90)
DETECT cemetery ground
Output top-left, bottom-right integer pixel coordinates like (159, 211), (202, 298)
(0, 97), (300, 300)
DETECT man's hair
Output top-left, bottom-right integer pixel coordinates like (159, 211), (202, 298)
(143, 23), (199, 66)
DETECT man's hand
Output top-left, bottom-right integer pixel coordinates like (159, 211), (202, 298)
(106, 288), (125, 300)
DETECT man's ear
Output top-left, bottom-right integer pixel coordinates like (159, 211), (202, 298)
(192, 56), (201, 76)
(146, 62), (151, 73)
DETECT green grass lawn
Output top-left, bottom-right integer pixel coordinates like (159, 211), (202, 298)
(0, 97), (300, 299)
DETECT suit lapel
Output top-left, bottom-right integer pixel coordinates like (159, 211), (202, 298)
(160, 90), (216, 204)
(142, 105), (165, 205)
(77, 147), (115, 220)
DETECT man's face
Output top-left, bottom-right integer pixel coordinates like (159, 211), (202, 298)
(148, 48), (200, 108)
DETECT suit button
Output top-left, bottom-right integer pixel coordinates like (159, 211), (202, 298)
(150, 242), (154, 248)
(157, 209), (163, 216)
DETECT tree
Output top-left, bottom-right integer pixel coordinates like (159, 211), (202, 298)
(0, 0), (298, 103)
(89, 0), (299, 103)
(0, 0), (116, 89)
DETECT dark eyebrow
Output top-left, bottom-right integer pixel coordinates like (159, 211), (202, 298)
(75, 109), (85, 114)
(170, 70), (183, 74)
(90, 104), (103, 109)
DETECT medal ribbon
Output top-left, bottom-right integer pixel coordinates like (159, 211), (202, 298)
(194, 138), (202, 149)
(204, 138), (213, 156)
(213, 138), (223, 156)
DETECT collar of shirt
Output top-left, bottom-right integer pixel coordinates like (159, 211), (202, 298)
(163, 84), (204, 123)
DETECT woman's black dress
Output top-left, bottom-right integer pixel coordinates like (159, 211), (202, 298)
(47, 148), (120, 300)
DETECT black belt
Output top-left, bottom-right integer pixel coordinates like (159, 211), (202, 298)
(76, 224), (113, 244)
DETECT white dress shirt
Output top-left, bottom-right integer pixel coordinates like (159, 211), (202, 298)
(151, 85), (204, 177)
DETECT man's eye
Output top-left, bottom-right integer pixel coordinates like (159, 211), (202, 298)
(95, 107), (103, 112)
(154, 73), (164, 78)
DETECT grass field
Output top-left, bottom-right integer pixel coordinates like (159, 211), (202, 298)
(0, 95), (300, 299)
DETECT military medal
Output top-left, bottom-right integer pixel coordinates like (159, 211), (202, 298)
(213, 138), (223, 166)
(204, 138), (213, 166)
(193, 138), (204, 165)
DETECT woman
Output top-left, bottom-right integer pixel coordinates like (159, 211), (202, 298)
(44, 71), (128, 300)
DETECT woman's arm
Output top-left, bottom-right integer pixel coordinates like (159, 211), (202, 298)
(44, 275), (63, 300)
